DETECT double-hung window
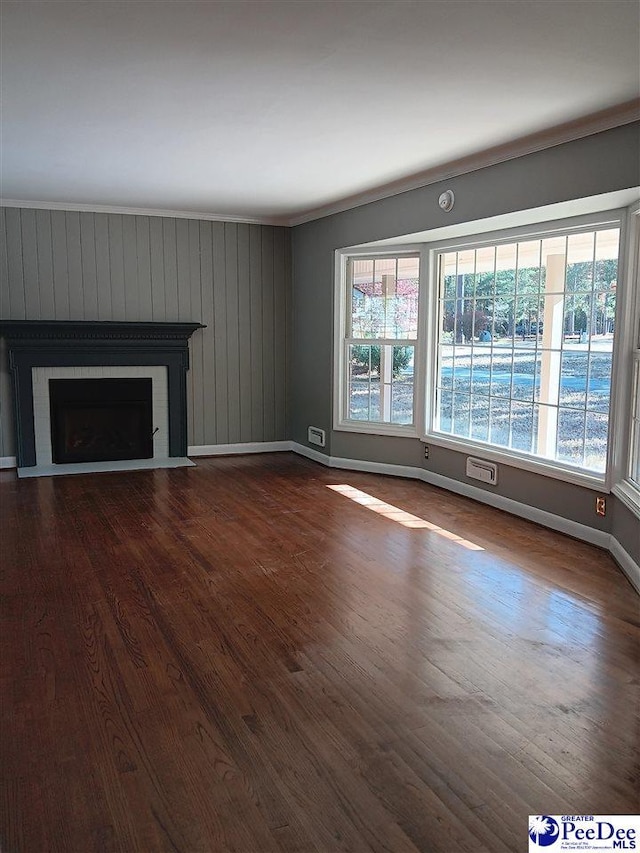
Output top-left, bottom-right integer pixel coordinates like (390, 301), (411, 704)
(335, 210), (636, 489)
(337, 253), (420, 433)
(428, 221), (621, 480)
(620, 205), (640, 506)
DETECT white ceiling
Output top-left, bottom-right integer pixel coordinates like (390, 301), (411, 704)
(1, 0), (639, 225)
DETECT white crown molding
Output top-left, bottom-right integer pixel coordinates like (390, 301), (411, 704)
(288, 99), (640, 227)
(0, 199), (289, 227)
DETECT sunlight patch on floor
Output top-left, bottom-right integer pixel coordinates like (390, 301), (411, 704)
(327, 484), (484, 550)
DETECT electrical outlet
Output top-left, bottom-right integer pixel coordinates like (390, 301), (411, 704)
(424, 444), (430, 460)
(595, 496), (606, 517)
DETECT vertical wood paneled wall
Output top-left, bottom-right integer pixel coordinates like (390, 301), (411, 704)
(0, 208), (291, 457)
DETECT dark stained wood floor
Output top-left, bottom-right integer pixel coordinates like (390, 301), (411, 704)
(1, 452), (638, 852)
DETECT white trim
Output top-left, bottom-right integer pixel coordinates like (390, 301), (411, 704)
(0, 199), (287, 228)
(188, 441), (293, 457)
(290, 442), (610, 548)
(291, 443), (331, 465)
(612, 480), (640, 517)
(289, 100), (640, 226)
(609, 536), (640, 595)
(0, 456), (16, 469)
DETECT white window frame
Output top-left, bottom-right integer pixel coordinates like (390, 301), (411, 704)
(422, 210), (628, 490)
(333, 245), (425, 437)
(612, 202), (640, 516)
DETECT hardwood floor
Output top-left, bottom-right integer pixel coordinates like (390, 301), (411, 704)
(1, 452), (638, 852)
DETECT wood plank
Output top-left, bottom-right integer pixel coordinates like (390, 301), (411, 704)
(65, 211), (84, 320)
(19, 210), (40, 318)
(122, 214), (139, 320)
(94, 213), (112, 320)
(175, 219), (191, 323)
(149, 216), (166, 321)
(273, 226), (287, 440)
(200, 221), (216, 444)
(261, 226), (275, 440)
(249, 224), (264, 441)
(4, 208), (26, 319)
(108, 214), (126, 320)
(1, 454), (637, 852)
(50, 211), (70, 320)
(237, 223), (252, 443)
(135, 216), (153, 320)
(79, 213), (98, 318)
(224, 223), (241, 442)
(0, 208), (10, 319)
(35, 210), (55, 318)
(188, 220), (204, 446)
(162, 217), (179, 320)
(212, 221), (228, 443)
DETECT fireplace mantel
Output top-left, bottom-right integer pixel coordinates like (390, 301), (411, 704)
(0, 320), (204, 469)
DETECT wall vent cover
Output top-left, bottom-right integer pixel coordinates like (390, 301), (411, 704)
(308, 426), (326, 447)
(466, 456), (498, 485)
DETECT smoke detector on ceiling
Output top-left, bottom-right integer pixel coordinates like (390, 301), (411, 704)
(438, 190), (455, 212)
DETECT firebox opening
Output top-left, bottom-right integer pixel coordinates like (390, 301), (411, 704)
(49, 378), (154, 464)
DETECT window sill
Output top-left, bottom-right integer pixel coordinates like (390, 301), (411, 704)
(422, 430), (609, 492)
(335, 420), (418, 439)
(612, 480), (640, 518)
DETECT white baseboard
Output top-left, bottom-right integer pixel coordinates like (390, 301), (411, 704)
(188, 441), (293, 457)
(291, 443), (331, 465)
(608, 536), (640, 594)
(0, 456), (16, 469)
(289, 443), (611, 550)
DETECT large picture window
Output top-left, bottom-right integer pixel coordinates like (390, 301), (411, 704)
(431, 225), (620, 475)
(340, 254), (419, 429)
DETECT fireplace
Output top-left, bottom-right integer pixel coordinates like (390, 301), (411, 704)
(0, 320), (204, 477)
(49, 378), (154, 464)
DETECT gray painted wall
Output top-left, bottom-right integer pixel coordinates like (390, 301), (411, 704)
(0, 209), (291, 455)
(291, 123), (640, 562)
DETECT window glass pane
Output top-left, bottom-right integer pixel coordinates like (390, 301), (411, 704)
(587, 351), (613, 412)
(512, 353), (535, 401)
(348, 344), (379, 421)
(489, 398), (510, 446)
(347, 343), (414, 425)
(510, 401), (534, 452)
(470, 351), (491, 396)
(432, 226), (620, 476)
(556, 408), (585, 465)
(470, 395), (490, 442)
(391, 346), (414, 424)
(350, 259), (380, 339)
(559, 351), (586, 409)
(388, 260), (419, 339)
(438, 389), (453, 433)
(453, 392), (471, 436)
(584, 412), (608, 472)
(438, 344), (453, 389)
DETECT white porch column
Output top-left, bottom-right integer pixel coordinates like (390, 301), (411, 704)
(537, 254), (565, 457)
